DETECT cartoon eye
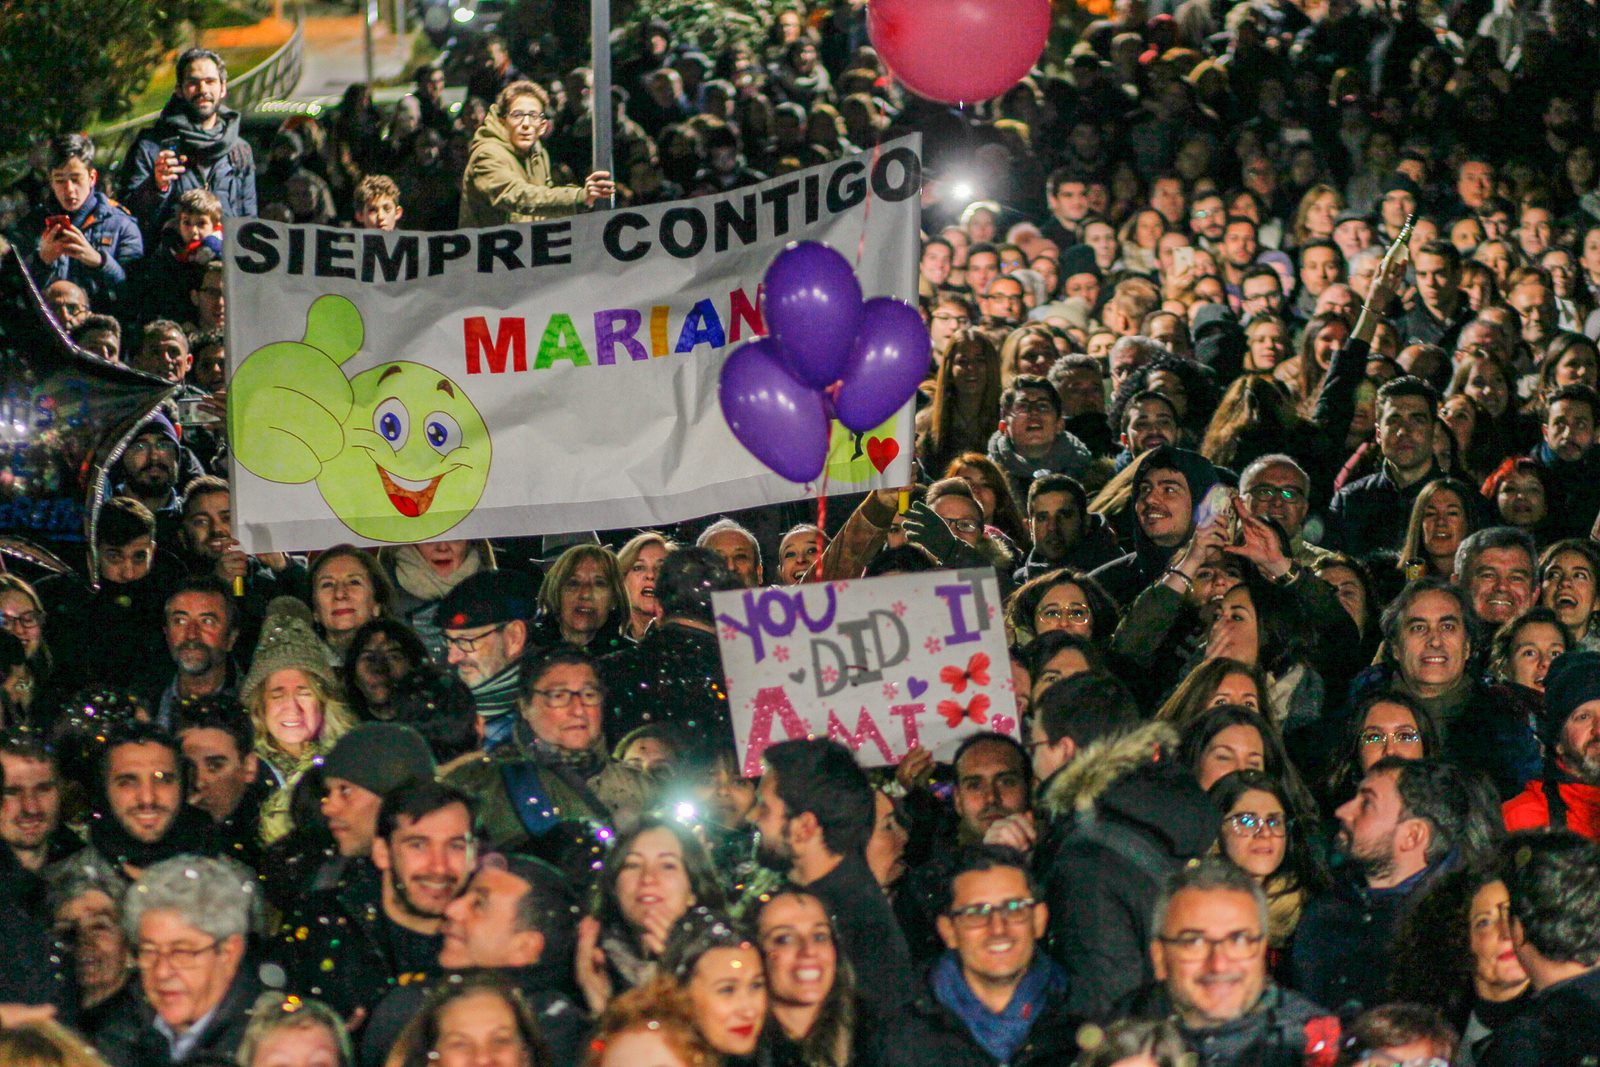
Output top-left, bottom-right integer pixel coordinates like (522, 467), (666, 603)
(424, 411), (461, 456)
(373, 398), (408, 449)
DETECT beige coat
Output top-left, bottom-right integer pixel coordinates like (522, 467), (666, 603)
(458, 109), (586, 227)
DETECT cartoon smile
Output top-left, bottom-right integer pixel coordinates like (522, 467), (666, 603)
(376, 463), (445, 517)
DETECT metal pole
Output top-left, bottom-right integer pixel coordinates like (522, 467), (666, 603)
(395, 0), (406, 39)
(591, 0), (614, 209)
(364, 0), (377, 85)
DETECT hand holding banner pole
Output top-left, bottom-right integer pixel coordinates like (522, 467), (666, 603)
(591, 0), (615, 211)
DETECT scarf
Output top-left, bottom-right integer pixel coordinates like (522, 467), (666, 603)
(88, 802), (217, 874)
(931, 950), (1064, 1063)
(471, 663), (522, 720)
(393, 545), (483, 602)
(152, 95), (243, 167)
(1392, 673), (1474, 737)
(529, 734), (607, 780)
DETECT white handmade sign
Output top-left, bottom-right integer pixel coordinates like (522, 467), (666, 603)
(224, 137), (922, 553)
(714, 568), (1017, 774)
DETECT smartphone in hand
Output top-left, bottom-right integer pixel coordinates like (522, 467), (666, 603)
(44, 215), (70, 233)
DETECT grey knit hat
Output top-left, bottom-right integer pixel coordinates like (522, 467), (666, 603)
(321, 723), (436, 797)
(241, 596), (338, 704)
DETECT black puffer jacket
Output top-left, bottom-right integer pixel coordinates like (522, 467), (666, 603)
(1035, 720), (1221, 1020)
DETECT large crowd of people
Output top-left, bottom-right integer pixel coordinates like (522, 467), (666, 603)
(4, 0), (1600, 1064)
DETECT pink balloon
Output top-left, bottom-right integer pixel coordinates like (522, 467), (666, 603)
(869, 0), (1052, 105)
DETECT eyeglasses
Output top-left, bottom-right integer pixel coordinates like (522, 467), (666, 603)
(128, 439), (179, 459)
(0, 610), (44, 631)
(1244, 485), (1306, 504)
(947, 897), (1037, 929)
(443, 624), (507, 653)
(1191, 208), (1217, 220)
(136, 939), (220, 970)
(1156, 930), (1265, 961)
(1037, 605), (1091, 624)
(531, 685), (605, 708)
(1360, 728), (1422, 747)
(1223, 812), (1288, 838)
(506, 109), (547, 124)
(1009, 400), (1057, 416)
(944, 518), (983, 535)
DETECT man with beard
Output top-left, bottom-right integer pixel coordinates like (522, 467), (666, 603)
(1013, 475), (1121, 582)
(113, 413), (189, 541)
(438, 570), (537, 750)
(950, 735), (1031, 847)
(151, 576), (237, 728)
(121, 48), (256, 237)
(1505, 651), (1600, 838)
(175, 477), (306, 655)
(0, 734), (76, 877)
(358, 855), (587, 1067)
(281, 780), (477, 1019)
(1113, 861), (1338, 1064)
(49, 723), (218, 888)
(988, 376), (1093, 505)
(1290, 756), (1472, 1011)
(749, 738), (913, 1014)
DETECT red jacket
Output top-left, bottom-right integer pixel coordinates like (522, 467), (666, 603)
(1503, 768), (1600, 839)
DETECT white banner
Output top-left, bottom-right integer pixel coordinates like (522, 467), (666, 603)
(713, 569), (1018, 774)
(224, 137), (922, 552)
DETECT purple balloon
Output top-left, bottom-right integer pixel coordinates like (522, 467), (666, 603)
(719, 338), (831, 483)
(833, 298), (933, 432)
(763, 242), (865, 389)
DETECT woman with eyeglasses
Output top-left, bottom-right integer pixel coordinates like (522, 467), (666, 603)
(1004, 568), (1119, 648)
(753, 889), (864, 1067)
(1321, 691), (1441, 813)
(0, 575), (53, 727)
(1207, 770), (1329, 968)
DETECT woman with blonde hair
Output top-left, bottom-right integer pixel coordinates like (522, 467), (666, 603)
(945, 452), (1030, 549)
(531, 544), (628, 653)
(586, 979), (717, 1067)
(308, 544), (394, 666)
(617, 532), (676, 642)
(1397, 477), (1480, 581)
(997, 324), (1060, 389)
(391, 972), (550, 1067)
(0, 1021), (113, 1067)
(243, 598), (356, 843)
(237, 993), (353, 1067)
(0, 573), (53, 720)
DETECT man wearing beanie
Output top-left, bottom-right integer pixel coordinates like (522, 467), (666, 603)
(438, 569), (538, 751)
(1504, 650), (1600, 838)
(321, 723), (438, 859)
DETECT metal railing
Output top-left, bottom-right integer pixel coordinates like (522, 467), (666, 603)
(94, 11), (307, 168)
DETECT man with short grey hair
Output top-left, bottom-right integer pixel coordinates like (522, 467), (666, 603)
(1239, 455), (1334, 566)
(1453, 526), (1538, 627)
(107, 854), (265, 1065)
(697, 517), (764, 587)
(1115, 860), (1338, 1063)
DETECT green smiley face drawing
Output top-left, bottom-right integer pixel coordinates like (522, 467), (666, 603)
(229, 295), (491, 542)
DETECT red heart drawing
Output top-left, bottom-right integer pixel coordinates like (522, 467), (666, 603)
(866, 436), (899, 473)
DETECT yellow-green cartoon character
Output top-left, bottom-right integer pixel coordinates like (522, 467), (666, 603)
(230, 295), (491, 542)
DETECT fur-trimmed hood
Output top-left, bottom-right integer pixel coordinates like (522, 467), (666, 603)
(1038, 719), (1219, 860)
(1040, 719), (1178, 818)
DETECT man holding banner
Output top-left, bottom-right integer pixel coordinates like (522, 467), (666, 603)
(459, 81), (616, 228)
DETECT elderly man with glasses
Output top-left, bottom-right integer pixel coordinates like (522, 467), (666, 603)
(101, 855), (263, 1065)
(447, 646), (651, 854)
(1238, 454), (1336, 567)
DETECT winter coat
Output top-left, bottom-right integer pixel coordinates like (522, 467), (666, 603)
(1327, 461), (1444, 560)
(121, 97), (257, 237)
(458, 109), (586, 227)
(1113, 982), (1340, 1067)
(1503, 763), (1600, 839)
(1012, 512), (1124, 584)
(1527, 442), (1600, 542)
(806, 852), (915, 1016)
(1088, 447), (1220, 610)
(870, 968), (1082, 1067)
(987, 429), (1094, 507)
(1035, 720), (1221, 1019)
(1288, 862), (1443, 1013)
(98, 949), (268, 1066)
(18, 190), (144, 308)
(1479, 967), (1600, 1067)
(599, 622), (730, 747)
(277, 859), (431, 1019)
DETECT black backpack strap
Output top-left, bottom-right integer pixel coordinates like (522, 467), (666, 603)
(1544, 774), (1569, 830)
(498, 760), (564, 838)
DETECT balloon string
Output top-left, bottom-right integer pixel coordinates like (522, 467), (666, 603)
(855, 140), (885, 268)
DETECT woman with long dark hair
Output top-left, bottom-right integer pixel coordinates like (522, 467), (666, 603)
(916, 328), (1002, 477)
(754, 889), (864, 1066)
